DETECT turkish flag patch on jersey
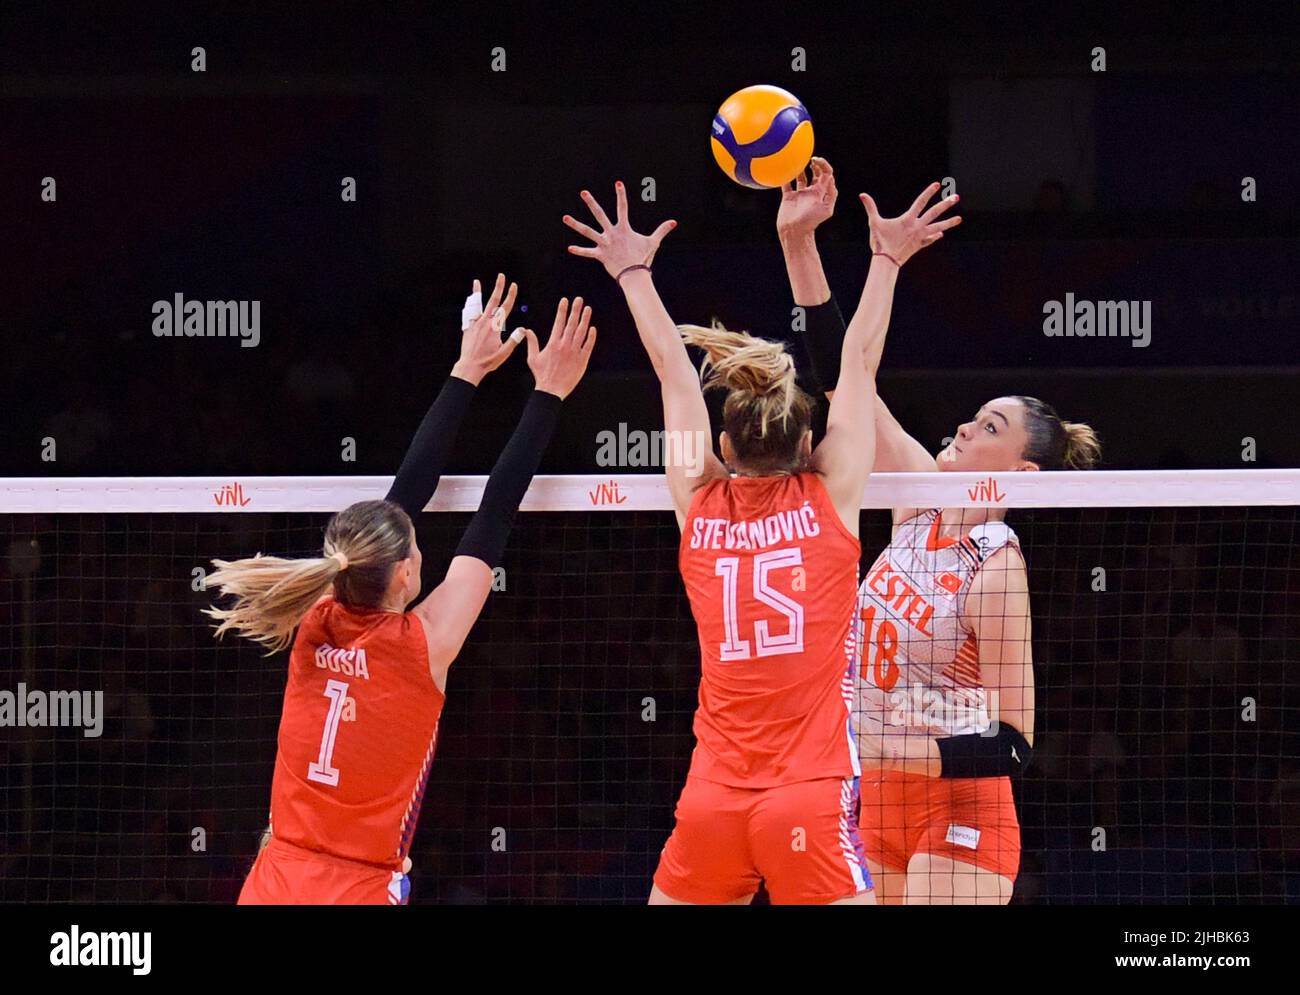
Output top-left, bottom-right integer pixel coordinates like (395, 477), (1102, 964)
(936, 572), (962, 594)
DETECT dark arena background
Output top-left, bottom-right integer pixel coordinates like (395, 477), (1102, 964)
(1, 0), (1298, 942)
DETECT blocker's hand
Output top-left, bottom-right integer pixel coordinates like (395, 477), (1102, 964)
(563, 182), (677, 281)
(524, 296), (597, 400)
(777, 156), (838, 237)
(452, 273), (522, 385)
(860, 182), (962, 267)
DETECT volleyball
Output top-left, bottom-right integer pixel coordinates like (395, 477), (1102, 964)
(710, 84), (814, 189)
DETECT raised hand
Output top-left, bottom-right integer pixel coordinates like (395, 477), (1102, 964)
(859, 182), (962, 268)
(451, 273), (522, 385)
(523, 296), (597, 399)
(777, 157), (838, 237)
(563, 182), (677, 281)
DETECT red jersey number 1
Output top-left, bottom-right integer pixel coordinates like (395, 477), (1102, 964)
(307, 678), (349, 787)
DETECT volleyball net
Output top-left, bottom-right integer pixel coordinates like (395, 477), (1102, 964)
(0, 470), (1297, 904)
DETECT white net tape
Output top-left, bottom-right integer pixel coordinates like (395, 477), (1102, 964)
(1, 469), (1297, 514)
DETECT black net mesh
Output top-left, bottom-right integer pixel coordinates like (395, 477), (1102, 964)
(0, 504), (1297, 903)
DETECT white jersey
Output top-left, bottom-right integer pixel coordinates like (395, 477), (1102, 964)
(853, 509), (1020, 739)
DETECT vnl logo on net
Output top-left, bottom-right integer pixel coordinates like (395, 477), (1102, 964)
(1042, 294), (1151, 348)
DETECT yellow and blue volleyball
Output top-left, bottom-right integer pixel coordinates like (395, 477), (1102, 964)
(710, 84), (814, 189)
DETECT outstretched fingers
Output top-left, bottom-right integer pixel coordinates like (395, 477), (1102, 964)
(580, 189), (613, 231)
(551, 297), (570, 343)
(649, 219), (677, 247)
(920, 193), (960, 225)
(859, 192), (883, 225)
(908, 181), (943, 217)
(563, 213), (602, 243)
(483, 272), (507, 315)
(615, 180), (629, 225)
(494, 281), (519, 331)
(563, 297), (588, 343)
(815, 159), (837, 196)
(490, 327), (524, 364)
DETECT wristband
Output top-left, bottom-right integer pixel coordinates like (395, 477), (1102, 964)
(616, 263), (651, 284)
(872, 251), (901, 268)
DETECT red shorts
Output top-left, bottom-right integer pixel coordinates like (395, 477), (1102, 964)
(238, 837), (409, 906)
(653, 774), (871, 904)
(859, 769), (1021, 879)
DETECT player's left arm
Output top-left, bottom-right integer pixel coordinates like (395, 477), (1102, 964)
(812, 183), (959, 533)
(964, 545), (1035, 749)
(385, 274), (522, 520)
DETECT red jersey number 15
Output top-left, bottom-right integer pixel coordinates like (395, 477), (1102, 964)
(714, 547), (805, 661)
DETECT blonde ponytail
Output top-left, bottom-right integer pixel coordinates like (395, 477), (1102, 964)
(679, 320), (813, 472)
(203, 551), (345, 656)
(203, 499), (414, 657)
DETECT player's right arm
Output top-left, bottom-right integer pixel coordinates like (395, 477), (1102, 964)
(412, 298), (596, 691)
(564, 182), (728, 527)
(384, 274), (522, 521)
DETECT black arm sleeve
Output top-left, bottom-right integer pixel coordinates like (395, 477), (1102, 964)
(454, 390), (562, 568)
(798, 295), (848, 397)
(384, 375), (477, 519)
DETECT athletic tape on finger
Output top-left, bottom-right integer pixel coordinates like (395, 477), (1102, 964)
(461, 290), (483, 331)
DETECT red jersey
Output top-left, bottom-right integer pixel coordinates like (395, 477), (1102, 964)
(266, 596), (442, 870)
(678, 471), (861, 788)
